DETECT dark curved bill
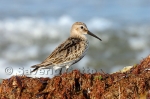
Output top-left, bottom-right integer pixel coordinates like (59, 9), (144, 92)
(87, 31), (102, 41)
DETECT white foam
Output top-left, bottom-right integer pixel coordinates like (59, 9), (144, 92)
(129, 37), (147, 50)
(110, 65), (124, 73)
(0, 16), (112, 38)
(87, 18), (113, 31)
(3, 46), (38, 61)
(58, 15), (73, 26)
(126, 25), (150, 36)
(0, 58), (7, 66)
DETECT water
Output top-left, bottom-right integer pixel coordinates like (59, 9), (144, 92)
(0, 0), (150, 78)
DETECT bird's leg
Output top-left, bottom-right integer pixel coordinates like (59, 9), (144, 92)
(59, 68), (62, 75)
(66, 65), (69, 73)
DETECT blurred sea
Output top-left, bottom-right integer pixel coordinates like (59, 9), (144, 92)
(0, 0), (150, 78)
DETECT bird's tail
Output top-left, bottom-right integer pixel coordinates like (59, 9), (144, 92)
(30, 65), (40, 73)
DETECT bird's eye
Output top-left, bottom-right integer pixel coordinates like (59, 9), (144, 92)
(80, 26), (83, 29)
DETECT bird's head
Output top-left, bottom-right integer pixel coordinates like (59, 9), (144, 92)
(70, 22), (102, 41)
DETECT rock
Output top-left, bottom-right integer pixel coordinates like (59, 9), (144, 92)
(0, 56), (150, 99)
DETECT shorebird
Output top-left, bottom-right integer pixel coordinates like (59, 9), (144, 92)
(31, 22), (102, 74)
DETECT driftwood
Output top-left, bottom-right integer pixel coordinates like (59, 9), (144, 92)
(0, 55), (150, 99)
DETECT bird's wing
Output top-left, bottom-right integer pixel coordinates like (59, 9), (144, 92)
(33, 37), (88, 68)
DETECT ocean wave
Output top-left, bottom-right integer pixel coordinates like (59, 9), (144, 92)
(0, 16), (112, 36)
(0, 16), (150, 78)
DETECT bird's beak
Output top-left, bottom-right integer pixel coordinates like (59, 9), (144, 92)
(87, 31), (102, 41)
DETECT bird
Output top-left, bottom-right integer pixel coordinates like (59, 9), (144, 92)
(31, 22), (102, 74)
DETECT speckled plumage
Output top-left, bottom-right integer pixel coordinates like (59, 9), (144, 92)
(31, 22), (102, 73)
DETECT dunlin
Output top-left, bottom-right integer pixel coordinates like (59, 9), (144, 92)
(31, 22), (102, 74)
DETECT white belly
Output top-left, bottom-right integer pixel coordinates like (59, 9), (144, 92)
(53, 66), (62, 70)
